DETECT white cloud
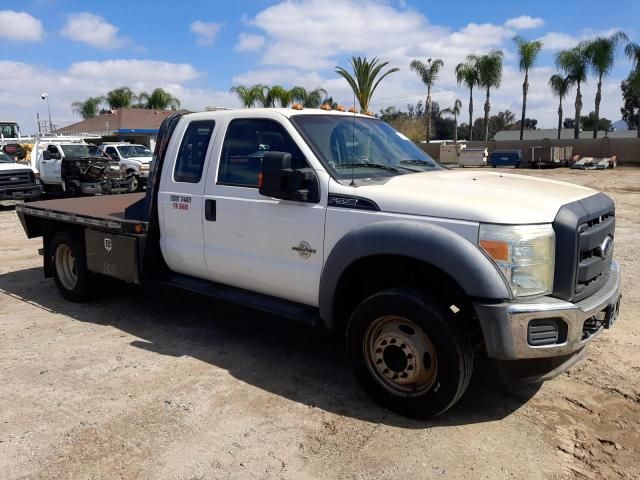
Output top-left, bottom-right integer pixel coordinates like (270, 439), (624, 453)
(505, 16), (544, 30)
(0, 59), (236, 134)
(69, 60), (199, 83)
(61, 13), (128, 49)
(190, 20), (222, 46)
(0, 10), (43, 41)
(236, 33), (266, 52)
(539, 27), (621, 50)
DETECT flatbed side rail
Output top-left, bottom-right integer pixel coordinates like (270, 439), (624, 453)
(15, 203), (149, 236)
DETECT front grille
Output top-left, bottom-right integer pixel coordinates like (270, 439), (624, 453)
(576, 212), (614, 294)
(553, 193), (615, 302)
(0, 169), (33, 187)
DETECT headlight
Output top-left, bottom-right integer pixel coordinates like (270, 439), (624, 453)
(479, 224), (555, 298)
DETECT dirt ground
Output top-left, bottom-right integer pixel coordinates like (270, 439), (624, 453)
(0, 168), (638, 480)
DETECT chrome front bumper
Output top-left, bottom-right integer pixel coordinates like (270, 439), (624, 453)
(475, 261), (621, 361)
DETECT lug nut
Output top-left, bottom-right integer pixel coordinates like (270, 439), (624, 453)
(383, 368), (389, 374)
(400, 343), (406, 349)
(407, 365), (414, 371)
(401, 372), (408, 378)
(407, 354), (413, 359)
(376, 359), (382, 364)
(381, 340), (387, 346)
(376, 348), (382, 353)
(390, 338), (396, 344)
(392, 374), (398, 380)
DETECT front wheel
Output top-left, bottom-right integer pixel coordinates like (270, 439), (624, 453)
(347, 288), (473, 418)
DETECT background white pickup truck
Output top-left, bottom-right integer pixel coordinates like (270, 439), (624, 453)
(101, 143), (152, 191)
(16, 108), (621, 418)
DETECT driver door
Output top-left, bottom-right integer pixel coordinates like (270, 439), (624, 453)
(202, 115), (328, 306)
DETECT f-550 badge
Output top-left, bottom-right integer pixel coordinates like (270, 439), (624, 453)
(292, 241), (317, 259)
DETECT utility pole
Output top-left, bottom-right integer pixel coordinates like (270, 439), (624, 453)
(42, 92), (53, 133)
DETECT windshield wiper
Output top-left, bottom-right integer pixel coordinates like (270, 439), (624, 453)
(399, 159), (436, 167)
(337, 162), (401, 173)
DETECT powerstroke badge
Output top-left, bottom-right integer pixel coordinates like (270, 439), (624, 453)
(104, 238), (112, 253)
(292, 241), (317, 259)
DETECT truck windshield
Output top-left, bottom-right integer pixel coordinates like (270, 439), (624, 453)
(117, 145), (152, 158)
(0, 152), (15, 163)
(61, 145), (92, 158)
(290, 114), (440, 181)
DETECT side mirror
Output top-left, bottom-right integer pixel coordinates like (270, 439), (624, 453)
(43, 151), (60, 160)
(258, 151), (319, 203)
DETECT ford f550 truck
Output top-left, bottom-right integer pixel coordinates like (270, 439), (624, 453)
(15, 109), (621, 418)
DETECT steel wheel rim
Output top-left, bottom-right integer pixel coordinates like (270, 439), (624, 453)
(55, 243), (78, 290)
(364, 315), (438, 397)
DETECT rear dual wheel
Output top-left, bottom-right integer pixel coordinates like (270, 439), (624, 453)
(347, 288), (473, 418)
(51, 231), (93, 302)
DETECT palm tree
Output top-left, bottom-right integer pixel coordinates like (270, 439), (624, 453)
(71, 96), (104, 119)
(556, 44), (589, 139)
(514, 36), (543, 140)
(476, 51), (504, 141)
(336, 56), (399, 113)
(289, 86), (328, 108)
(455, 57), (480, 140)
(137, 88), (181, 110)
(549, 74), (572, 140)
(625, 42), (640, 90)
(410, 58), (444, 142)
(584, 31), (628, 138)
(230, 85), (263, 108)
(441, 99), (463, 143)
(106, 87), (136, 110)
(265, 85), (293, 107)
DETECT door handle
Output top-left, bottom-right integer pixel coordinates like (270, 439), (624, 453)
(205, 199), (216, 221)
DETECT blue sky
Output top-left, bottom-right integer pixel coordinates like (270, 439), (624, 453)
(2, 0), (639, 133)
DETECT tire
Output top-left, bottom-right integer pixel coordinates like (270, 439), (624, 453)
(346, 288), (473, 418)
(50, 230), (93, 302)
(129, 174), (140, 192)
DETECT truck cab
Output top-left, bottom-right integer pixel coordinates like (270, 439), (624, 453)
(0, 150), (42, 202)
(16, 108), (622, 418)
(100, 143), (152, 191)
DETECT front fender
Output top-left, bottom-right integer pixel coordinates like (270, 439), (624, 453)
(319, 220), (512, 328)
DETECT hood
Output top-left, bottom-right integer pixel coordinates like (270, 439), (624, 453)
(353, 170), (597, 224)
(0, 162), (34, 173)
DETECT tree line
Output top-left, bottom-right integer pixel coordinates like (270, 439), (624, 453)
(330, 32), (640, 141)
(230, 85), (335, 108)
(71, 87), (181, 119)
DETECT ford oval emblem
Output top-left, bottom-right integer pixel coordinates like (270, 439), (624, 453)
(598, 236), (613, 258)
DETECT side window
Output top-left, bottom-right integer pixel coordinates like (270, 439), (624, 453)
(174, 120), (215, 183)
(106, 147), (117, 157)
(218, 118), (305, 187)
(47, 145), (58, 154)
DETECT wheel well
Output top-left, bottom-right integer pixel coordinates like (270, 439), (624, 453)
(331, 255), (480, 340)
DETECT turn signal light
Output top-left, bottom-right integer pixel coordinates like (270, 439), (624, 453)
(348, 107), (357, 113)
(335, 105), (345, 112)
(320, 104), (332, 111)
(292, 103), (303, 110)
(258, 171), (263, 188)
(479, 239), (509, 262)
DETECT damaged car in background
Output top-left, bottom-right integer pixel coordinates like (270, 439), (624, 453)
(31, 140), (134, 196)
